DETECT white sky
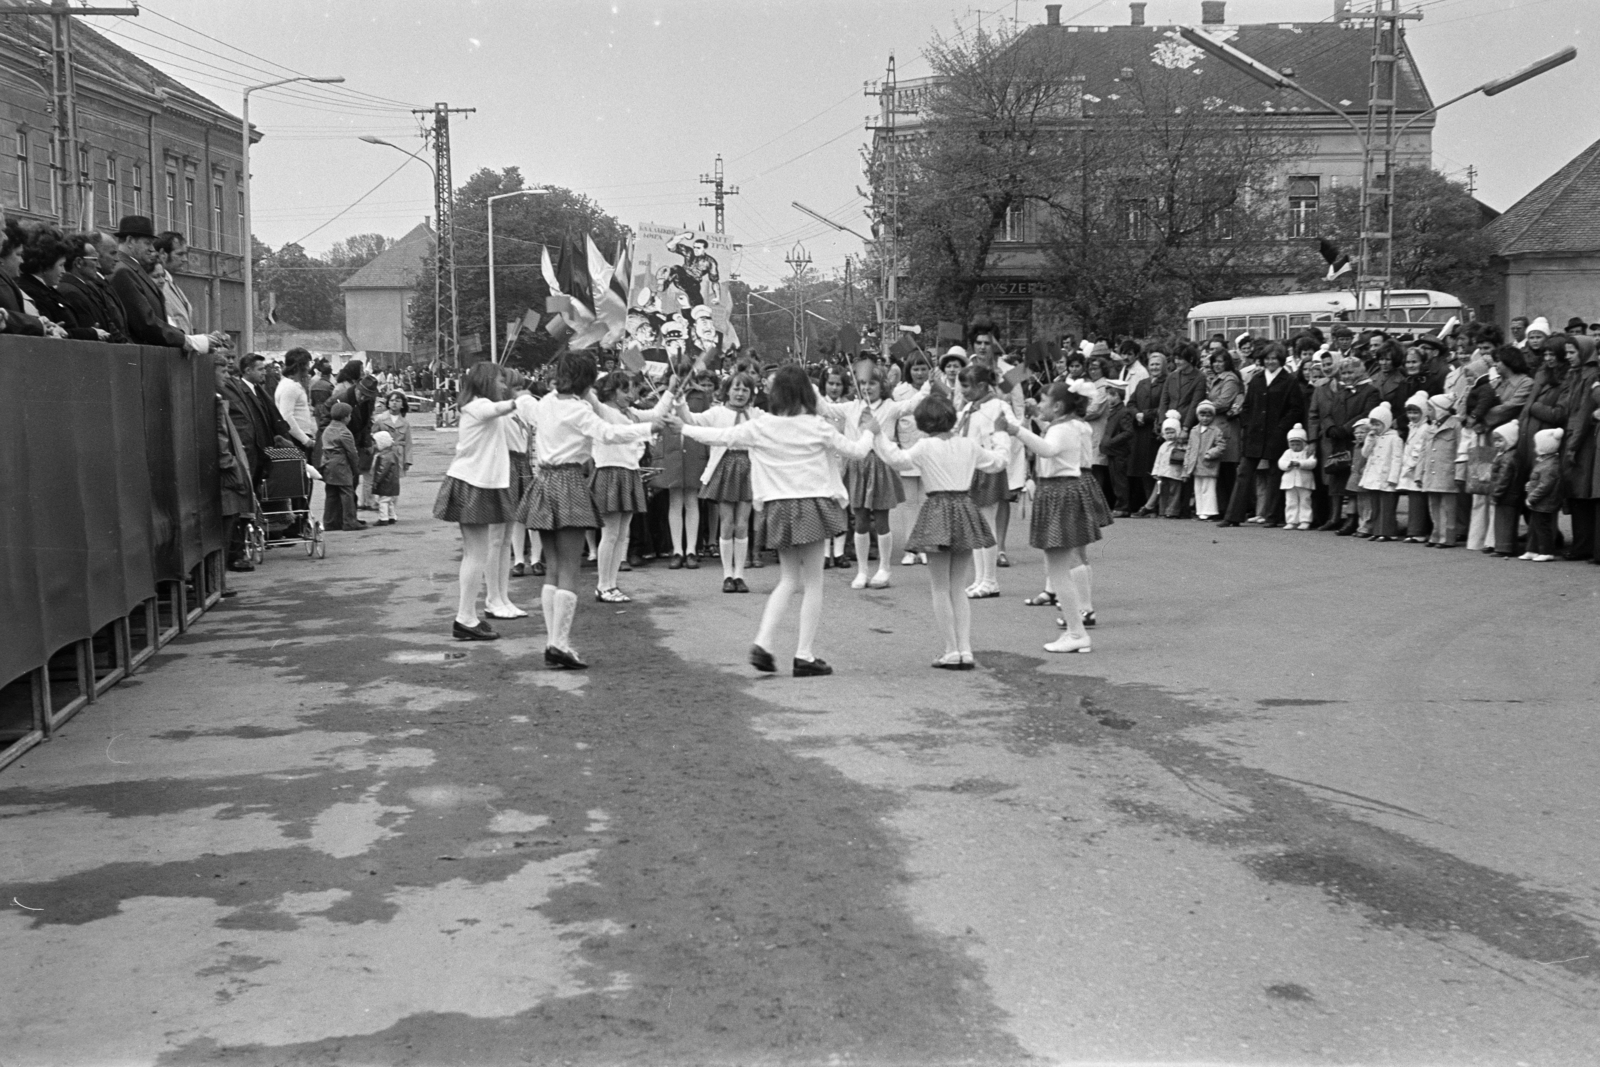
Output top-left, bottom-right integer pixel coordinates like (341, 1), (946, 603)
(86, 0), (1598, 288)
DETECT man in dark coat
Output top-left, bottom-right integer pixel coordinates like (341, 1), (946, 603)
(57, 232), (130, 343)
(221, 352), (294, 486)
(1128, 351), (1167, 511)
(1221, 343), (1306, 527)
(1158, 343), (1207, 431)
(106, 215), (226, 353)
(17, 229), (104, 341)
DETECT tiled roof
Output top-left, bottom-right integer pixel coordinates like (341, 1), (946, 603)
(340, 222), (435, 291)
(1483, 136), (1600, 257)
(1013, 21), (1432, 117)
(1, 12), (240, 125)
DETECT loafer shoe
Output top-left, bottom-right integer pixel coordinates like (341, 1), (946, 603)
(453, 620), (499, 641)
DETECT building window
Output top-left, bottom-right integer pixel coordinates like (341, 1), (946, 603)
(48, 139), (60, 215)
(1288, 175), (1320, 238)
(1121, 198), (1149, 242)
(184, 175), (196, 242)
(236, 177), (245, 254)
(78, 146), (92, 223)
(105, 158), (119, 223)
(165, 168), (177, 231)
(132, 163), (144, 214)
(13, 132), (28, 211)
(997, 203), (1026, 243)
(213, 179), (225, 253)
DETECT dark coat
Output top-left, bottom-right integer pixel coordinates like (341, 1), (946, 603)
(319, 421), (360, 486)
(1563, 358), (1599, 501)
(17, 274), (100, 340)
(1516, 365), (1570, 472)
(0, 272), (45, 335)
(1525, 453), (1564, 513)
(372, 450), (403, 497)
(107, 250), (186, 348)
(221, 375), (293, 478)
(1129, 372), (1166, 476)
(1318, 381), (1380, 467)
(216, 396), (254, 517)
(57, 271), (130, 343)
(1238, 368), (1306, 461)
(1158, 363), (1206, 430)
(1100, 405), (1138, 462)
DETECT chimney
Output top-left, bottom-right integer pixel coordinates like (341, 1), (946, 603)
(1045, 4), (1061, 25)
(1130, 2), (1146, 25)
(1201, 1), (1226, 24)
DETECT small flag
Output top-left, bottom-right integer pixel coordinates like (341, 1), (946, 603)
(540, 245), (560, 294)
(460, 334), (483, 356)
(1025, 338), (1051, 372)
(889, 335), (916, 360)
(1320, 238), (1353, 282)
(1001, 364), (1034, 389)
(557, 237), (596, 317)
(837, 325), (860, 357)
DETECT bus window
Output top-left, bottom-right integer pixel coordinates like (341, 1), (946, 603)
(1226, 317), (1246, 332)
(1208, 318), (1225, 337)
(1247, 316), (1270, 333)
(1271, 315), (1288, 338)
(1288, 314), (1312, 326)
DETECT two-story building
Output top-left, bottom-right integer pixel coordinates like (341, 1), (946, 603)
(879, 0), (1435, 347)
(0, 10), (253, 337)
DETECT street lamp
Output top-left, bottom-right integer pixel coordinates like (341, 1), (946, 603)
(361, 135), (450, 369)
(1177, 27), (1574, 298)
(487, 188), (548, 360)
(791, 201), (871, 242)
(242, 75), (343, 353)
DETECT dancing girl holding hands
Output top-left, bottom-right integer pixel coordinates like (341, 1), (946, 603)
(677, 365), (874, 677)
(678, 369), (762, 593)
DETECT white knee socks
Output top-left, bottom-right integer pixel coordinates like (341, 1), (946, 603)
(540, 584), (556, 642)
(550, 588), (578, 652)
(732, 536), (748, 580)
(719, 536), (735, 579)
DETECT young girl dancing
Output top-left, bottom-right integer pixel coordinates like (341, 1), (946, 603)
(678, 365), (873, 677)
(587, 370), (673, 603)
(994, 380), (1110, 653)
(956, 364), (1013, 599)
(892, 352), (936, 566)
(680, 370), (762, 593)
(819, 363), (906, 589)
(505, 373), (544, 578)
(516, 350), (666, 669)
(656, 368), (714, 569)
(818, 365), (854, 568)
(433, 362), (521, 640)
(865, 393), (1008, 669)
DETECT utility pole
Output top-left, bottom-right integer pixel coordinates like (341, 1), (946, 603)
(698, 154), (738, 235)
(36, 0), (141, 228)
(412, 102), (474, 368)
(784, 242), (811, 360)
(865, 55), (904, 351)
(1350, 0), (1422, 316)
(1465, 165), (1477, 197)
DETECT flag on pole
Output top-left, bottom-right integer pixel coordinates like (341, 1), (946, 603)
(557, 237), (596, 317)
(1319, 238), (1353, 282)
(540, 244), (561, 295)
(594, 236), (629, 330)
(585, 236), (613, 312)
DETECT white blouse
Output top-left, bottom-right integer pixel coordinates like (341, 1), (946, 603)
(681, 414), (872, 508)
(1012, 420), (1084, 479)
(680, 401), (763, 484)
(522, 392), (653, 467)
(874, 433), (1008, 492)
(591, 390), (675, 469)
(445, 397), (517, 488)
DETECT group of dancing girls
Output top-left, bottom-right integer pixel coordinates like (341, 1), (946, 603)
(433, 349), (1111, 673)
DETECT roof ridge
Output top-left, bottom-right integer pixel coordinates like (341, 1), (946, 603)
(1489, 136), (1600, 254)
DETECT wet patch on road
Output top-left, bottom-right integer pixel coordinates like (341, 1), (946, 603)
(977, 652), (1600, 985)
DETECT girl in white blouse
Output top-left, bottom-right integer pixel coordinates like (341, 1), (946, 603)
(432, 361), (520, 641)
(678, 370), (763, 593)
(955, 364), (1014, 599)
(866, 393), (1009, 669)
(891, 353), (936, 566)
(817, 364), (906, 590)
(994, 381), (1111, 653)
(678, 366), (873, 677)
(514, 351), (663, 669)
(587, 370), (676, 603)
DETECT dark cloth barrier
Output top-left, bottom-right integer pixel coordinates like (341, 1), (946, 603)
(0, 336), (220, 687)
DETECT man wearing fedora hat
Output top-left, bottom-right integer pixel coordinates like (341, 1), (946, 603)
(107, 215), (226, 354)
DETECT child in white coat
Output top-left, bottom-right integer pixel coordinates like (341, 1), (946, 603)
(1277, 423), (1317, 529)
(1358, 402), (1404, 541)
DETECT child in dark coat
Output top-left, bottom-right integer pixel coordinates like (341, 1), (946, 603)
(320, 401), (364, 531)
(1522, 427), (1564, 561)
(371, 430), (402, 525)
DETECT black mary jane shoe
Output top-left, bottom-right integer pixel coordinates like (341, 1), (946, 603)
(544, 645), (588, 670)
(792, 656), (833, 678)
(668, 554), (685, 570)
(453, 620), (499, 641)
(531, 561), (546, 577)
(749, 644), (777, 673)
(733, 578), (750, 593)
(722, 577), (738, 593)
(683, 554), (700, 570)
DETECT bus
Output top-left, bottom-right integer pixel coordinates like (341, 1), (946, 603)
(1187, 290), (1468, 344)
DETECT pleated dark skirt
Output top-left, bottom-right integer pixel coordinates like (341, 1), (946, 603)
(433, 475), (516, 525)
(969, 469), (1009, 509)
(516, 463), (601, 530)
(700, 449), (753, 503)
(761, 496), (849, 550)
(907, 491), (995, 553)
(846, 450), (907, 512)
(591, 465), (649, 514)
(1029, 476), (1112, 551)
(508, 450), (534, 508)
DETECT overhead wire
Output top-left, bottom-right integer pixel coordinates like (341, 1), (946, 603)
(286, 158), (413, 247)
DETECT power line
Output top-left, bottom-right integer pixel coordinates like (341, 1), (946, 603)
(287, 158), (412, 246)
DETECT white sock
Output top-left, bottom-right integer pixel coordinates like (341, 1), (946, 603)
(732, 537), (747, 580)
(540, 584), (556, 643)
(719, 537), (734, 579)
(1071, 564), (1093, 613)
(854, 532), (872, 577)
(553, 588), (578, 652)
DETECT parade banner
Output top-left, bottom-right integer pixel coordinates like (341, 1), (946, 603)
(627, 224), (738, 360)
(0, 337), (222, 689)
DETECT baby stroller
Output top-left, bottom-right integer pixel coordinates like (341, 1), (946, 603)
(241, 446), (325, 561)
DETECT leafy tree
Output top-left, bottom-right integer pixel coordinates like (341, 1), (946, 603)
(253, 232), (394, 333)
(1313, 165), (1494, 296)
(408, 167), (627, 367)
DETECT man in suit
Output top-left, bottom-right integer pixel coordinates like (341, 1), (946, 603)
(221, 352), (294, 487)
(106, 216), (224, 353)
(153, 231), (202, 335)
(56, 232), (130, 343)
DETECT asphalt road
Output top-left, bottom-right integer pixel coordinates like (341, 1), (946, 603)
(3, 423), (1599, 1066)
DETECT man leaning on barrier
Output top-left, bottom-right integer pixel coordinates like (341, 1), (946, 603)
(106, 216), (227, 355)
